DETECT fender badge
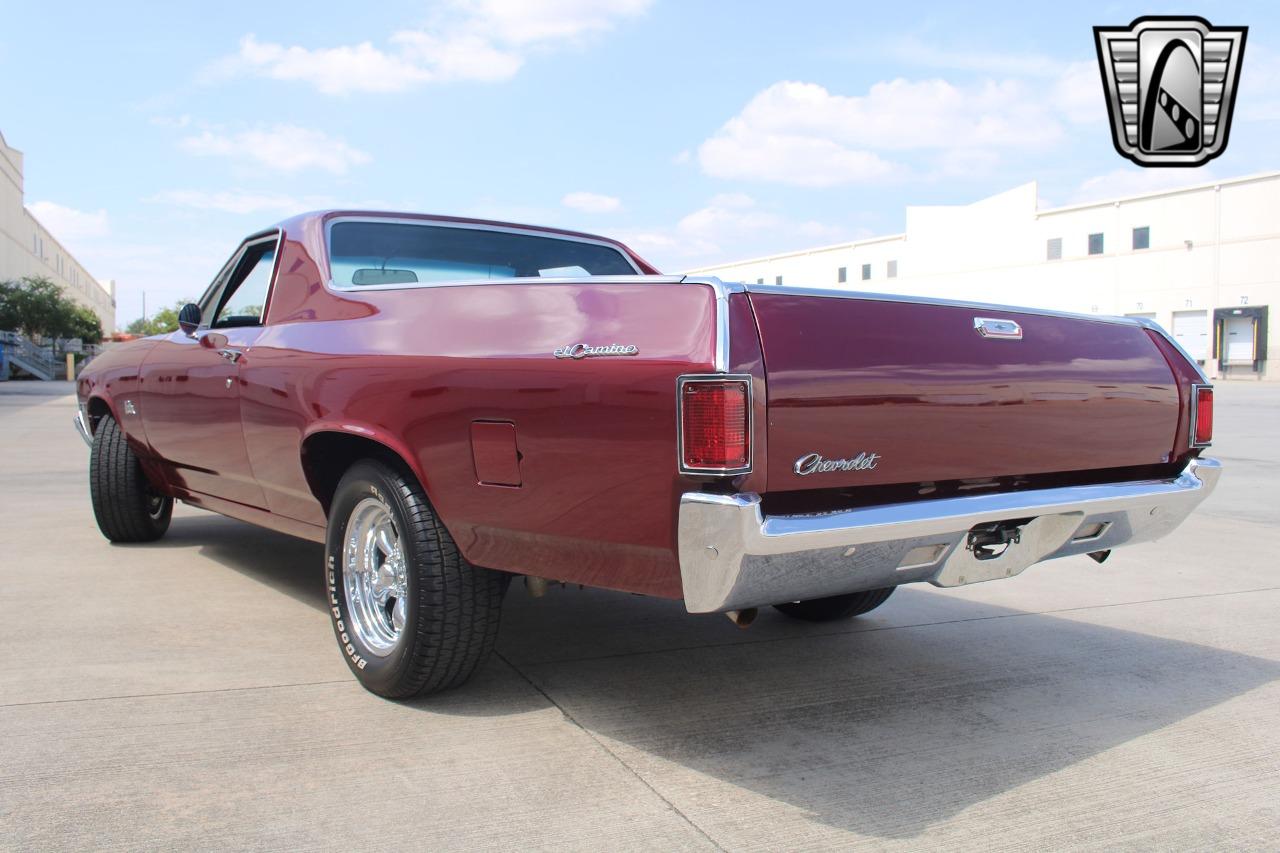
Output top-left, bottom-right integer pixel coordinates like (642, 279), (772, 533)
(553, 343), (639, 359)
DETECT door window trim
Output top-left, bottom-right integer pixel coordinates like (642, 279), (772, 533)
(197, 230), (282, 331)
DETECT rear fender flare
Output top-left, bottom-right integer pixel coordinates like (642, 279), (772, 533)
(300, 421), (443, 520)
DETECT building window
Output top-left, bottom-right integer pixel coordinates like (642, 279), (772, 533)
(1088, 233), (1104, 255)
(1047, 237), (1062, 260)
(775, 275), (783, 285)
(756, 278), (763, 285)
(887, 260), (898, 278)
(861, 263), (871, 281)
(1132, 226), (1150, 250)
(838, 266), (847, 283)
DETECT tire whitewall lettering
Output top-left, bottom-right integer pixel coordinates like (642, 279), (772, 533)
(324, 459), (507, 697)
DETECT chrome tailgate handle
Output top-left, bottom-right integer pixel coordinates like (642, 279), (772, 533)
(973, 317), (1023, 340)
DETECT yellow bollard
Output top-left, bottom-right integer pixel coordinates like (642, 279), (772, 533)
(66, 352), (75, 380)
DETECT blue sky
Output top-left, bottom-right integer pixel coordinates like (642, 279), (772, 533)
(2, 0), (1278, 325)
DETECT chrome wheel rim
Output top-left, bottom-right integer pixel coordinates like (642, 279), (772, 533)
(343, 497), (408, 656)
(146, 491), (166, 521)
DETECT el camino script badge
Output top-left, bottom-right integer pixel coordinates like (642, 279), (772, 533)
(794, 452), (881, 476)
(553, 343), (639, 359)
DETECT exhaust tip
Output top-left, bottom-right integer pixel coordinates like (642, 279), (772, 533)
(1088, 550), (1112, 564)
(725, 608), (758, 628)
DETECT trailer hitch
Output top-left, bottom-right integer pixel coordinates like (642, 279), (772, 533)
(967, 519), (1033, 560)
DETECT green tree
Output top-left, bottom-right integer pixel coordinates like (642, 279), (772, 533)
(67, 304), (104, 344)
(125, 299), (193, 336)
(0, 276), (102, 344)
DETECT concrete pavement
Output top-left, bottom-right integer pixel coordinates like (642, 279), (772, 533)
(1, 380), (1277, 850)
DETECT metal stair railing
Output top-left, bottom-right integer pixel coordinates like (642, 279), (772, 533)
(1, 330), (62, 380)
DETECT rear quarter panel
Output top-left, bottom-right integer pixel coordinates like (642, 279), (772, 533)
(240, 280), (718, 598)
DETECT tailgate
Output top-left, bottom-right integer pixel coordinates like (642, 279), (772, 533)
(749, 290), (1181, 492)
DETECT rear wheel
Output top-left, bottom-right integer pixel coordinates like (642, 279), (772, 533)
(325, 459), (508, 698)
(773, 587), (896, 622)
(90, 413), (173, 543)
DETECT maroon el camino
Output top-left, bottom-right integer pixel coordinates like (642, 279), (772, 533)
(75, 211), (1221, 698)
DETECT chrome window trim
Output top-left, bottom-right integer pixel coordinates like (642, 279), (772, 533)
(1189, 383), (1213, 448)
(322, 216), (642, 291)
(196, 232), (283, 331)
(676, 373), (754, 476)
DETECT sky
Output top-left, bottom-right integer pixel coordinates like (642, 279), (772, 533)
(2, 0), (1278, 327)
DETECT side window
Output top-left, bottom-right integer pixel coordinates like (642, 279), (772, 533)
(212, 241), (277, 328)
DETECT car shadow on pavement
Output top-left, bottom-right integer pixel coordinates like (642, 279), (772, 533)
(156, 513), (1280, 842)
(138, 514), (329, 611)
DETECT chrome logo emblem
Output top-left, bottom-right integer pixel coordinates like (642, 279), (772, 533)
(553, 343), (639, 359)
(1094, 16), (1247, 167)
(794, 452), (880, 476)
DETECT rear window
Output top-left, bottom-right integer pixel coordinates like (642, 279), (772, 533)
(328, 220), (638, 286)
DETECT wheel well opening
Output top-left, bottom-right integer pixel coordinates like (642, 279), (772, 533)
(86, 397), (112, 433)
(301, 432), (416, 517)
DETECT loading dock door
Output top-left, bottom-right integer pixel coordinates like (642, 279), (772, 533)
(1224, 315), (1255, 362)
(1172, 310), (1209, 361)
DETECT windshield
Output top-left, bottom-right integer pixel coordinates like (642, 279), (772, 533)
(328, 220), (639, 286)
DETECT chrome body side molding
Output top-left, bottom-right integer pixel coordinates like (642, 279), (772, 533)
(677, 457), (1222, 613)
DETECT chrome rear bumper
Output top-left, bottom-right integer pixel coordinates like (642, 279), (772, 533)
(678, 457), (1221, 613)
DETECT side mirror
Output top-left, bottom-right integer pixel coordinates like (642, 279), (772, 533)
(177, 303), (202, 337)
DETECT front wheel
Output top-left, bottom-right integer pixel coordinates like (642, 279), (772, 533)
(325, 459), (508, 698)
(773, 587), (896, 622)
(89, 413), (173, 543)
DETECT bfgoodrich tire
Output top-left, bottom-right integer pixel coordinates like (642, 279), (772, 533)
(773, 587), (896, 622)
(90, 413), (173, 543)
(325, 459), (508, 698)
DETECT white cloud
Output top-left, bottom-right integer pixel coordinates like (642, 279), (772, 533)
(460, 0), (652, 44)
(561, 191), (621, 213)
(180, 125), (370, 175)
(212, 1), (652, 95)
(619, 193), (843, 261)
(147, 190), (333, 215)
(27, 201), (109, 241)
(226, 36), (436, 94)
(1053, 60), (1105, 124)
(148, 114), (192, 128)
(1069, 168), (1217, 205)
(698, 78), (1063, 187)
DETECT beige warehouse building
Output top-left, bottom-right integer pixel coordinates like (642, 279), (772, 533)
(689, 173), (1279, 381)
(1, 129), (115, 334)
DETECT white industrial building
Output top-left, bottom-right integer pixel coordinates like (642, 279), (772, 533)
(1, 128), (115, 333)
(688, 172), (1279, 381)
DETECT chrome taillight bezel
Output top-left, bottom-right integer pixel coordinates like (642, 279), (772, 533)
(1189, 383), (1213, 448)
(676, 374), (754, 476)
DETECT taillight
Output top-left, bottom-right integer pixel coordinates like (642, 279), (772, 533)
(1191, 384), (1213, 447)
(678, 375), (752, 474)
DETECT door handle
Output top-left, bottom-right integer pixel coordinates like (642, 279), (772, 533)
(219, 348), (243, 363)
